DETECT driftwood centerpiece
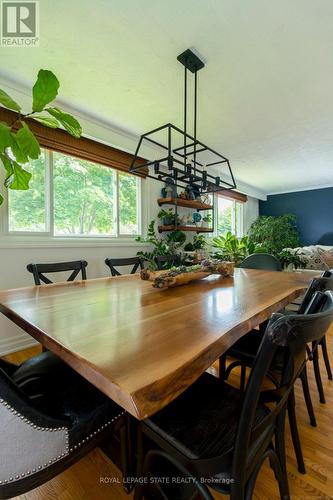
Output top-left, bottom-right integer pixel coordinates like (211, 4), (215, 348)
(141, 260), (234, 289)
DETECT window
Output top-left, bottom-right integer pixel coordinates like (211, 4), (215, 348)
(8, 153), (47, 232)
(7, 150), (141, 238)
(215, 195), (243, 236)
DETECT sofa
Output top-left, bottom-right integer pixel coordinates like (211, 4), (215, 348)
(285, 245), (333, 271)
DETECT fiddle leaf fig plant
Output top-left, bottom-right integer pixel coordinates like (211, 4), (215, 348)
(0, 69), (82, 205)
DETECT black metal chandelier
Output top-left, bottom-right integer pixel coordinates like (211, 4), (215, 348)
(129, 48), (236, 194)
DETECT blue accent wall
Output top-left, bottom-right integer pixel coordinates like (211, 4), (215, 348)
(259, 187), (333, 246)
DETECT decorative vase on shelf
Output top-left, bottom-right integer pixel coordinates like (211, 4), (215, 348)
(192, 212), (202, 226)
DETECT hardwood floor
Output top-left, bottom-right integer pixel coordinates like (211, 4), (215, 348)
(4, 327), (333, 500)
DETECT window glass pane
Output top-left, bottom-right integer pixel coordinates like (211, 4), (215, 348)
(119, 172), (139, 235)
(53, 153), (116, 236)
(217, 196), (233, 234)
(8, 153), (47, 232)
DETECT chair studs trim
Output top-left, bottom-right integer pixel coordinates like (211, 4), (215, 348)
(0, 396), (126, 485)
(68, 410), (126, 453)
(0, 397), (69, 484)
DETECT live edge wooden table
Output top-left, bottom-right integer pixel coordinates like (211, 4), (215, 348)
(0, 268), (316, 420)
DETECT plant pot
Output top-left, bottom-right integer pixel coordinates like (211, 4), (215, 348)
(163, 217), (175, 225)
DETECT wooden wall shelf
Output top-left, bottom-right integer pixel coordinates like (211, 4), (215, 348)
(158, 225), (213, 233)
(157, 198), (213, 211)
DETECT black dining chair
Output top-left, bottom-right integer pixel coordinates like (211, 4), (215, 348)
(297, 274), (333, 402)
(27, 260), (88, 285)
(0, 350), (130, 499)
(222, 252), (282, 390)
(155, 255), (181, 270)
(134, 291), (333, 500)
(105, 257), (143, 276)
(221, 276), (333, 474)
(240, 253), (283, 271)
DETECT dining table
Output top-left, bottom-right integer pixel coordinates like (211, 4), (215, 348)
(0, 268), (317, 420)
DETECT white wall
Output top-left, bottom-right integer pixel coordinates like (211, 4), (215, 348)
(243, 196), (259, 234)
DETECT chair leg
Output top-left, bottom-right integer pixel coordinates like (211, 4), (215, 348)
(219, 354), (227, 381)
(134, 448), (213, 500)
(224, 360), (244, 381)
(287, 389), (306, 474)
(299, 366), (317, 427)
(312, 347), (326, 403)
(244, 447), (290, 500)
(321, 336), (333, 380)
(120, 413), (134, 493)
(275, 408), (288, 476)
(240, 364), (246, 392)
(267, 449), (290, 500)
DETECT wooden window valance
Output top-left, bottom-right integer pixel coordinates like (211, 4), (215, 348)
(0, 107), (147, 177)
(216, 189), (247, 203)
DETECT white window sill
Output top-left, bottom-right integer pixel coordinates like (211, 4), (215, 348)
(0, 235), (150, 249)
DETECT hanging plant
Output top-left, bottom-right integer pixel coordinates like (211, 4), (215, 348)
(0, 69), (82, 205)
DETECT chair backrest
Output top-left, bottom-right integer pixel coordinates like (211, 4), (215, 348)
(298, 276), (333, 314)
(239, 253), (282, 271)
(231, 290), (333, 492)
(0, 364), (69, 491)
(105, 257), (143, 277)
(155, 255), (181, 270)
(27, 260), (88, 285)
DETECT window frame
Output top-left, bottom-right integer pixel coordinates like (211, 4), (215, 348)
(214, 194), (244, 237)
(3, 149), (143, 241)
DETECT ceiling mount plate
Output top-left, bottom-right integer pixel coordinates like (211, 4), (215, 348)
(177, 49), (205, 73)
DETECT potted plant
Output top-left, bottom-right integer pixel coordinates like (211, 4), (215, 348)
(184, 235), (207, 252)
(158, 208), (179, 226)
(184, 234), (207, 261)
(202, 213), (212, 227)
(248, 214), (300, 256)
(136, 220), (186, 269)
(211, 232), (266, 266)
(278, 249), (306, 271)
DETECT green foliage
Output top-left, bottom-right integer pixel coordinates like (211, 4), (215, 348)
(0, 89), (21, 112)
(248, 214), (300, 256)
(31, 115), (59, 128)
(277, 249), (306, 270)
(217, 202), (232, 234)
(7, 153), (139, 234)
(8, 155), (45, 231)
(157, 208), (179, 225)
(136, 220), (186, 269)
(202, 213), (212, 223)
(32, 70), (60, 112)
(46, 107), (82, 138)
(184, 235), (207, 251)
(15, 122), (40, 160)
(0, 69), (81, 205)
(211, 231), (266, 266)
(0, 123), (12, 150)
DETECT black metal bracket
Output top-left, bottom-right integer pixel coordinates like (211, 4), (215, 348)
(177, 49), (205, 73)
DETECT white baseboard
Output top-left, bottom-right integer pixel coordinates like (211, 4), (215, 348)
(0, 334), (39, 356)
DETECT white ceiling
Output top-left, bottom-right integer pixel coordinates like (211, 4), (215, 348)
(1, 0), (333, 196)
